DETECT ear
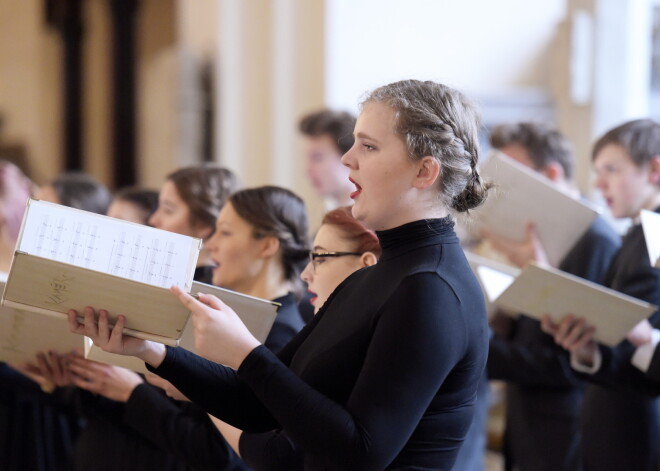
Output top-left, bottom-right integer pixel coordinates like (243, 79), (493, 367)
(542, 162), (565, 183)
(413, 156), (441, 190)
(649, 156), (660, 185)
(259, 235), (281, 259)
(360, 251), (378, 267)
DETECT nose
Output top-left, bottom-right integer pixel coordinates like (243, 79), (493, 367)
(594, 173), (606, 191)
(300, 260), (313, 283)
(148, 210), (160, 228)
(341, 145), (357, 169)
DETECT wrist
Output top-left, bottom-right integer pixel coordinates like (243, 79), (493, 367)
(233, 340), (260, 370)
(121, 378), (144, 403)
(139, 342), (167, 367)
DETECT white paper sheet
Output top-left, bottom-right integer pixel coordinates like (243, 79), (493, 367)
(17, 199), (201, 290)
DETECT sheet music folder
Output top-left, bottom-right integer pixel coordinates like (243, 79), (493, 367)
(493, 262), (657, 346)
(1, 199), (203, 346)
(473, 151), (600, 267)
(85, 281), (281, 373)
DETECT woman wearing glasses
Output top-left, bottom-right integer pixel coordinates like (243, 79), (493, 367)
(74, 80), (490, 470)
(235, 206), (381, 470)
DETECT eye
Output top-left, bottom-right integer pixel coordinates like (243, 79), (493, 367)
(315, 258), (327, 265)
(363, 144), (376, 152)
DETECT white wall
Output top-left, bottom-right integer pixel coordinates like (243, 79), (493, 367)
(325, 0), (567, 112)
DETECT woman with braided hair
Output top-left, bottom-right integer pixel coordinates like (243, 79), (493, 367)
(73, 80), (490, 470)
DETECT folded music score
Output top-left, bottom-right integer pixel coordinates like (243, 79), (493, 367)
(1, 199), (203, 346)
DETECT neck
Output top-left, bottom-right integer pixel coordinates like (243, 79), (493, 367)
(234, 260), (290, 301)
(375, 196), (449, 231)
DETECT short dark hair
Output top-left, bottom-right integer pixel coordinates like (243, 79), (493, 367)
(592, 119), (660, 166)
(299, 109), (356, 155)
(166, 165), (239, 232)
(113, 187), (159, 225)
(50, 172), (112, 215)
(489, 122), (574, 180)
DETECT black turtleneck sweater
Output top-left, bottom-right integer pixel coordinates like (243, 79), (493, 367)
(149, 218), (489, 471)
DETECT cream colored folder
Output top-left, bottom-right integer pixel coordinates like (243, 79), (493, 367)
(640, 209), (660, 268)
(1, 199), (203, 346)
(85, 281), (281, 373)
(464, 251), (519, 318)
(0, 280), (84, 364)
(494, 262), (657, 346)
(473, 151), (600, 267)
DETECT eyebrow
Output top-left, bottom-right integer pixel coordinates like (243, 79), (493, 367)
(313, 245), (328, 251)
(355, 132), (380, 144)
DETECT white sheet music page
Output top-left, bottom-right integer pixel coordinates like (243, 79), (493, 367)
(16, 199), (201, 290)
(640, 210), (660, 268)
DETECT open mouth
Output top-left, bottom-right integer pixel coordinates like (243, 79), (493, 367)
(349, 177), (362, 199)
(308, 289), (317, 305)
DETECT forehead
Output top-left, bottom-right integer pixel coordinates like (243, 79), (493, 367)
(160, 180), (184, 202)
(499, 143), (534, 169)
(593, 143), (637, 168)
(356, 102), (397, 137)
(304, 134), (341, 154)
(314, 223), (354, 250)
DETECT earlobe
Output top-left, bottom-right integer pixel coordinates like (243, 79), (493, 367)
(260, 236), (281, 259)
(414, 157), (441, 190)
(650, 156), (660, 184)
(361, 252), (378, 267)
(543, 162), (564, 183)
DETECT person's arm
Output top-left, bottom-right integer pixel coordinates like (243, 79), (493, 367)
(123, 383), (246, 471)
(238, 428), (304, 471)
(236, 273), (475, 470)
(488, 317), (581, 387)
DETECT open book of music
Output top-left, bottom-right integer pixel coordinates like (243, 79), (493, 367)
(492, 262), (657, 347)
(473, 151), (600, 267)
(1, 199), (202, 346)
(85, 281), (281, 373)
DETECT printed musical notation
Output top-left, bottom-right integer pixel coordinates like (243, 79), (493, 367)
(18, 201), (200, 289)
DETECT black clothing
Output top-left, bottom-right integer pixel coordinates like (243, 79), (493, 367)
(194, 266), (214, 285)
(488, 217), (620, 471)
(123, 292), (304, 471)
(0, 364), (80, 471)
(579, 216), (660, 471)
(59, 388), (191, 471)
(150, 218), (489, 471)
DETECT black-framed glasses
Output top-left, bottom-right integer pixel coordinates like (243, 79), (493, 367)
(308, 251), (362, 272)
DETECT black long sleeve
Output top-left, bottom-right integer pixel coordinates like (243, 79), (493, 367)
(124, 384), (248, 471)
(151, 218), (489, 470)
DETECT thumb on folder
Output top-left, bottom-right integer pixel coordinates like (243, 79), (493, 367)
(170, 286), (261, 369)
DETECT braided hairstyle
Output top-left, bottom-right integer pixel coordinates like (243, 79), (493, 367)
(363, 80), (489, 213)
(229, 186), (310, 298)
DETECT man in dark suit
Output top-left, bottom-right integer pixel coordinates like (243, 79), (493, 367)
(483, 122), (621, 471)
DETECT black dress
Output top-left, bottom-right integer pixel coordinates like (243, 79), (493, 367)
(149, 218), (489, 470)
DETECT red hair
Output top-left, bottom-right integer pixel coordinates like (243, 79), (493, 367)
(321, 206), (382, 258)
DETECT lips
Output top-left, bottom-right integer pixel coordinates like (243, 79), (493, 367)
(308, 289), (317, 305)
(349, 177), (362, 199)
